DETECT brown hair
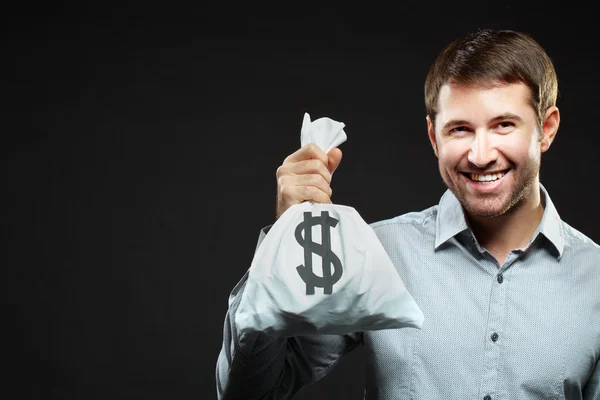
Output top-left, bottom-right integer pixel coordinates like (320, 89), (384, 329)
(424, 29), (558, 129)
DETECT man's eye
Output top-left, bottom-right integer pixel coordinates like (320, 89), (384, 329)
(497, 121), (514, 129)
(449, 126), (468, 134)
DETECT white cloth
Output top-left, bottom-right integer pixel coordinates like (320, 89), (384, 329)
(300, 112), (347, 152)
(234, 113), (424, 337)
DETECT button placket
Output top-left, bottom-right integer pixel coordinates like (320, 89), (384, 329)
(497, 273), (503, 284)
(478, 262), (507, 398)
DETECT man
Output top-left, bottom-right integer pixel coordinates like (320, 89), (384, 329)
(216, 29), (600, 399)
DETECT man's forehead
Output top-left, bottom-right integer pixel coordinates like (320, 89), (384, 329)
(438, 81), (530, 99)
(436, 82), (533, 122)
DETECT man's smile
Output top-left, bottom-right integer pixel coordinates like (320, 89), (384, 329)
(459, 169), (512, 193)
(460, 169), (511, 183)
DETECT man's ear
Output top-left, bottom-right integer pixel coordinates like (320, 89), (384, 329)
(427, 115), (438, 157)
(540, 106), (560, 153)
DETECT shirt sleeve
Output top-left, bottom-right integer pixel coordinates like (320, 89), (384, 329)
(584, 357), (600, 400)
(215, 226), (363, 400)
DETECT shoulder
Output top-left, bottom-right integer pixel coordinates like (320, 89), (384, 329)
(560, 220), (600, 256)
(557, 220), (600, 280)
(369, 205), (438, 234)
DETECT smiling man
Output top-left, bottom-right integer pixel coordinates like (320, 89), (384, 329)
(426, 78), (559, 265)
(216, 29), (600, 399)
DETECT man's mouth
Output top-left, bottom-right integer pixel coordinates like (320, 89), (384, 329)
(462, 169), (510, 184)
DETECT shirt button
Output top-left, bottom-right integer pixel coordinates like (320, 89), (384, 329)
(497, 274), (503, 284)
(484, 396), (492, 400)
(491, 332), (499, 342)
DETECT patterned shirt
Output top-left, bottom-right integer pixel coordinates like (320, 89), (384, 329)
(216, 184), (600, 399)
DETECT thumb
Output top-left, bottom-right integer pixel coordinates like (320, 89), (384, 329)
(327, 147), (343, 175)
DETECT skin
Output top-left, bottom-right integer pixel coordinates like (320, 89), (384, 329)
(275, 144), (342, 220)
(426, 82), (560, 264)
(275, 81), (559, 265)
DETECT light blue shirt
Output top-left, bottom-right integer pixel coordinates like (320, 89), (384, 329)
(216, 184), (600, 399)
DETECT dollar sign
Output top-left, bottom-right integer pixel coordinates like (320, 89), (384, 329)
(295, 211), (343, 295)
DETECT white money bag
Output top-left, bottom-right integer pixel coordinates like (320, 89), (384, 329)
(234, 113), (424, 337)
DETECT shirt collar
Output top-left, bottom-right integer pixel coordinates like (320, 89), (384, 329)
(535, 183), (565, 259)
(434, 183), (564, 258)
(434, 189), (470, 249)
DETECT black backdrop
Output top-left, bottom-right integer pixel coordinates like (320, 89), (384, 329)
(5, 5), (599, 400)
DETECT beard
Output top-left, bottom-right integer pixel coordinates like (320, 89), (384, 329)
(441, 156), (541, 219)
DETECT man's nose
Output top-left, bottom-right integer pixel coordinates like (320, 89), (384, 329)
(467, 131), (498, 168)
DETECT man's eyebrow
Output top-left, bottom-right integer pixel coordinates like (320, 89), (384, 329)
(490, 113), (524, 123)
(441, 119), (470, 131)
(441, 113), (524, 131)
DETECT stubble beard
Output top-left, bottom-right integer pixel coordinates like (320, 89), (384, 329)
(441, 158), (541, 219)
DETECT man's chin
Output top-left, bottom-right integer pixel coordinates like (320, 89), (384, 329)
(461, 199), (510, 218)
(452, 190), (510, 218)
(465, 207), (506, 218)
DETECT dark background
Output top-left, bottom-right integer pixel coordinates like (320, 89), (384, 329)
(5, 4), (599, 400)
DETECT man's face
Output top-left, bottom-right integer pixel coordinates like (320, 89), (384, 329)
(427, 82), (557, 218)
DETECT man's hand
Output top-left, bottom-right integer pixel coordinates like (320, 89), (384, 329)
(275, 143), (343, 220)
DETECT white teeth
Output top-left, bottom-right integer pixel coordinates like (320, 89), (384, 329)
(470, 171), (506, 182)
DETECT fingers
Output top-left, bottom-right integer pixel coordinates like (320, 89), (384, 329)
(279, 184), (332, 206)
(275, 143), (343, 219)
(283, 143), (328, 165)
(327, 147), (343, 174)
(278, 173), (333, 198)
(276, 184), (332, 219)
(277, 158), (332, 184)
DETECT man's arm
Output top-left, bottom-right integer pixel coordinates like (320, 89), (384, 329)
(216, 143), (354, 399)
(216, 228), (362, 399)
(584, 357), (600, 399)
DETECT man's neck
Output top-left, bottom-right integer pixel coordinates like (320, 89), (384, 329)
(466, 184), (544, 264)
